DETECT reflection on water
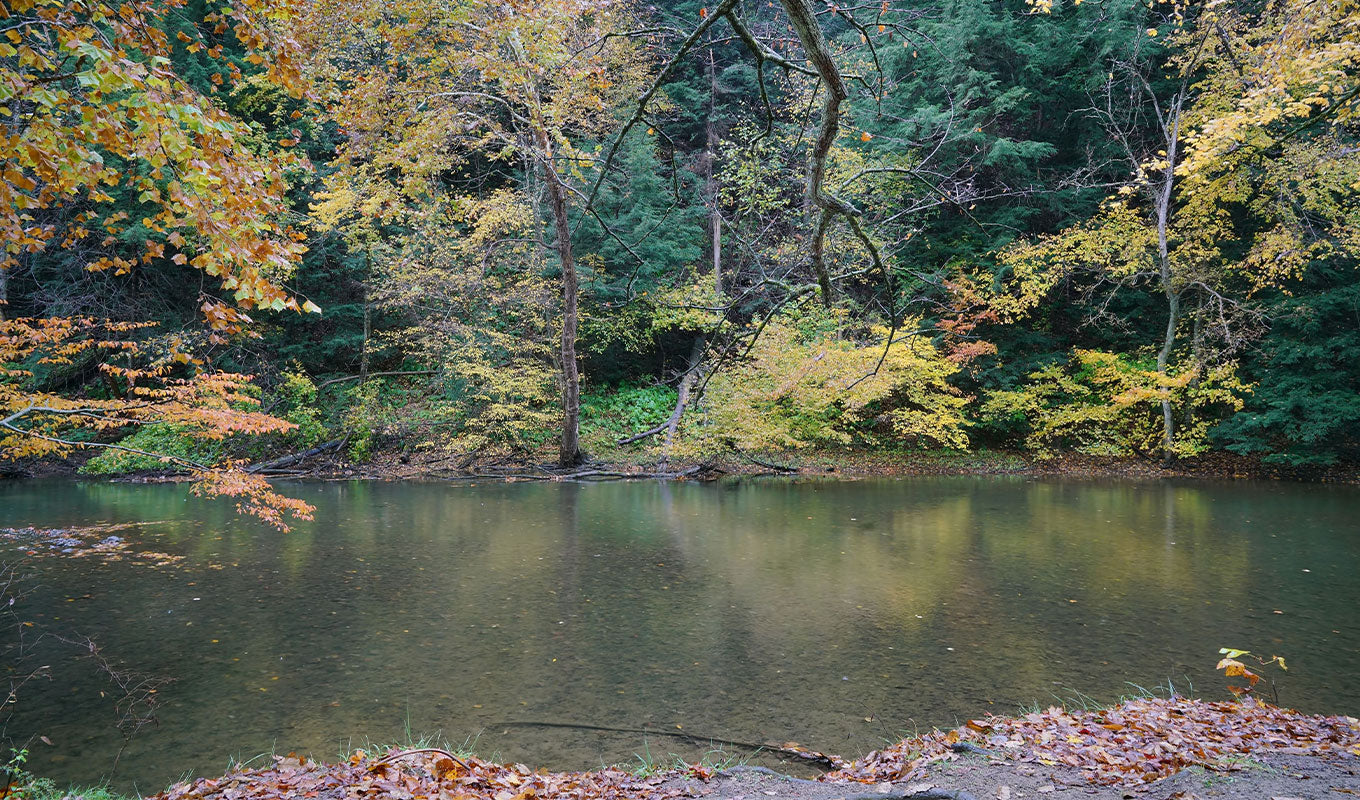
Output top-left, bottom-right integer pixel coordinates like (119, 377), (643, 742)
(0, 476), (1357, 792)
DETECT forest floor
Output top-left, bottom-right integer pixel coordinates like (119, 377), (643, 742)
(141, 697), (1359, 800)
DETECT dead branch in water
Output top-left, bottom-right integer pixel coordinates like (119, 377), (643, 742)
(491, 720), (843, 769)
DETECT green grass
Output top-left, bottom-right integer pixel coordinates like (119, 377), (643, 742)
(340, 727), (483, 765)
(12, 777), (142, 800)
(1017, 675), (1193, 717)
(624, 744), (749, 778)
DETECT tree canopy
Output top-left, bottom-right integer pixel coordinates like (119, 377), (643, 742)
(3, 0), (1358, 497)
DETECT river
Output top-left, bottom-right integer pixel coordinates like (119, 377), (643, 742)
(1, 476), (1356, 792)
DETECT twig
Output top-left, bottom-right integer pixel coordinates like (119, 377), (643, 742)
(731, 448), (799, 473)
(370, 747), (469, 772)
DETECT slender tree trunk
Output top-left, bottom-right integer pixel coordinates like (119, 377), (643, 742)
(0, 266), (7, 320)
(1156, 286), (1180, 462)
(706, 47), (722, 295)
(361, 249), (371, 383)
(1182, 303), (1204, 431)
(1154, 98), (1185, 464)
(659, 334), (707, 468)
(544, 159), (583, 468)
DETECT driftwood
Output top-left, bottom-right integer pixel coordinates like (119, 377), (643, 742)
(732, 449), (799, 473)
(246, 439), (343, 474)
(659, 335), (706, 466)
(491, 720), (841, 769)
(437, 465), (704, 482)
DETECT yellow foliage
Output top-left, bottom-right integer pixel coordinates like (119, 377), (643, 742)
(995, 206), (1157, 319)
(371, 194), (560, 458)
(679, 308), (970, 455)
(980, 350), (1250, 458)
(1, 0), (311, 330)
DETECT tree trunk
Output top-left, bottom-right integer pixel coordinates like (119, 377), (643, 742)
(706, 47), (722, 296)
(545, 161), (583, 468)
(779, 0), (848, 308)
(1156, 285), (1180, 463)
(659, 334), (707, 468)
(1154, 97), (1185, 464)
(0, 266), (7, 320)
(361, 248), (371, 384)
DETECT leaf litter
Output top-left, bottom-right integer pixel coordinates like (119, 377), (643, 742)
(150, 698), (1359, 800)
(827, 696), (1360, 787)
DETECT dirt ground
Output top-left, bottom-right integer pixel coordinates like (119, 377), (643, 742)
(668, 752), (1360, 800)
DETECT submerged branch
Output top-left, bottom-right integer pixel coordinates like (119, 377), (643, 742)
(491, 721), (841, 768)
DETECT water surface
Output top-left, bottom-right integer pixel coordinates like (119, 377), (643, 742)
(1, 476), (1357, 792)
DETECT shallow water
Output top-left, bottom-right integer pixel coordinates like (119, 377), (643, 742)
(0, 476), (1357, 792)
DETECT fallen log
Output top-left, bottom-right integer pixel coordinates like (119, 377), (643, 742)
(246, 439), (343, 474)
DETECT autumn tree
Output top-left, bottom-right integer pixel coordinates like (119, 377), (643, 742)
(1, 0), (319, 526)
(991, 0), (1360, 461)
(302, 0), (648, 468)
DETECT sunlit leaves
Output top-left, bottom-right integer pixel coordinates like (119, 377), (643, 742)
(979, 350), (1250, 458)
(1217, 647), (1288, 699)
(0, 317), (313, 530)
(1, 0), (313, 329)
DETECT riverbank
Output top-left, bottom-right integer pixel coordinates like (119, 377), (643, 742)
(252, 446), (1360, 485)
(108, 697), (1357, 800)
(6, 439), (1359, 486)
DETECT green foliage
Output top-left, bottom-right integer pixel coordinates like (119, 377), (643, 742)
(979, 350), (1249, 458)
(0, 749), (135, 800)
(579, 131), (705, 303)
(80, 423), (224, 475)
(343, 381), (384, 463)
(1214, 276), (1360, 465)
(2, 748), (30, 797)
(581, 384), (679, 441)
(274, 370), (328, 448)
(5, 0), (1358, 473)
(358, 195), (562, 460)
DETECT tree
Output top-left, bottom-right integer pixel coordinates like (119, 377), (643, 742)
(992, 0), (1360, 461)
(304, 0), (649, 467)
(1, 0), (318, 527)
(1, 0), (314, 330)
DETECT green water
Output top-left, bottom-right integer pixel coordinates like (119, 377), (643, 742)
(0, 476), (1357, 793)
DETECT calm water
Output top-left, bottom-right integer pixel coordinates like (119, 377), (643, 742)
(1, 476), (1358, 792)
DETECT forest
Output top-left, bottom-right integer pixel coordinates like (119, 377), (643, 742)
(2, 0), (1359, 519)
